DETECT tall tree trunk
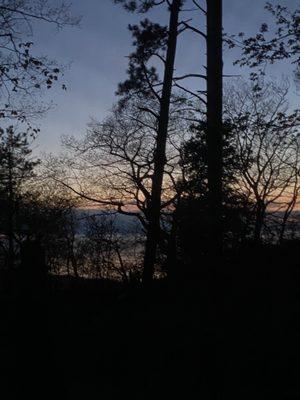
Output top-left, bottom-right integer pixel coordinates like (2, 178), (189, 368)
(165, 213), (179, 279)
(279, 193), (298, 243)
(206, 0), (223, 258)
(254, 202), (265, 243)
(7, 147), (14, 269)
(142, 0), (181, 286)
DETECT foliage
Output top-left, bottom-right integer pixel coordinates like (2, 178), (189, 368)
(0, 0), (79, 126)
(113, 0), (172, 13)
(229, 2), (300, 79)
(225, 79), (300, 241)
(0, 126), (39, 227)
(177, 119), (254, 259)
(0, 125), (38, 192)
(0, 125), (40, 266)
(117, 19), (168, 98)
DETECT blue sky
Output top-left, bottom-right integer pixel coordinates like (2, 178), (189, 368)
(30, 0), (299, 154)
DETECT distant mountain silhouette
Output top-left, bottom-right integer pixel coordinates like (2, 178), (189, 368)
(74, 209), (300, 237)
(75, 209), (144, 236)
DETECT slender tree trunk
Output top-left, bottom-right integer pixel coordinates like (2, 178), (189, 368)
(166, 216), (179, 280)
(7, 148), (14, 269)
(142, 0), (181, 286)
(279, 214), (288, 244)
(66, 254), (70, 276)
(71, 251), (78, 278)
(279, 194), (298, 243)
(206, 0), (223, 258)
(254, 202), (265, 243)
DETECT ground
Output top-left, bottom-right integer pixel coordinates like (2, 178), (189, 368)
(1, 253), (300, 399)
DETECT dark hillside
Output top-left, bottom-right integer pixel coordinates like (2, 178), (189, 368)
(1, 242), (300, 399)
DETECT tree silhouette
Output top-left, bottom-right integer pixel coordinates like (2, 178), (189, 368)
(206, 0), (223, 258)
(0, 0), (79, 126)
(224, 79), (300, 243)
(47, 91), (192, 280)
(112, 0), (184, 284)
(177, 119), (253, 263)
(0, 125), (39, 268)
(229, 3), (300, 80)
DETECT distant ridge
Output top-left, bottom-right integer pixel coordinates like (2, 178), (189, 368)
(74, 209), (143, 235)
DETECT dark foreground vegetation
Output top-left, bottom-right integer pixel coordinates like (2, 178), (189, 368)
(1, 240), (300, 399)
(1, 0), (300, 398)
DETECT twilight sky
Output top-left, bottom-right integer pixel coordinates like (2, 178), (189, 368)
(30, 0), (298, 154)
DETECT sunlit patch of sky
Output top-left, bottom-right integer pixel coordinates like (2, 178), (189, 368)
(26, 0), (299, 155)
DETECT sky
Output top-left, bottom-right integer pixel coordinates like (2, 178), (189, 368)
(29, 0), (299, 154)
